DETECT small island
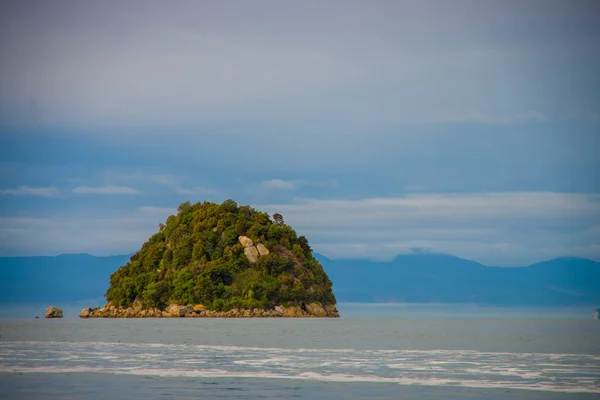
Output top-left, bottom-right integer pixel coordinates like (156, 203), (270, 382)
(81, 200), (339, 318)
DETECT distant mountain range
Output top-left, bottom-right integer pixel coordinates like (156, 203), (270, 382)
(315, 253), (600, 306)
(1, 252), (599, 307)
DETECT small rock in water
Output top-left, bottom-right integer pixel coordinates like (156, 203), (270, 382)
(45, 306), (63, 318)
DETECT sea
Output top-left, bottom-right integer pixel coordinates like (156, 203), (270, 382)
(1, 303), (599, 399)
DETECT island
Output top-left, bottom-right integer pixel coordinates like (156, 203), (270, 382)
(81, 200), (339, 318)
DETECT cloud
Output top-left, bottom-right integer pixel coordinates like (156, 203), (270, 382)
(0, 209), (166, 256)
(258, 192), (600, 265)
(442, 110), (549, 125)
(1, 192), (598, 265)
(261, 178), (338, 190)
(1, 1), (597, 129)
(0, 186), (59, 197)
(262, 179), (297, 190)
(72, 185), (139, 195)
(151, 174), (215, 196)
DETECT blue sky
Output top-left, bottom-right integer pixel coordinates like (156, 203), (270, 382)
(0, 0), (599, 265)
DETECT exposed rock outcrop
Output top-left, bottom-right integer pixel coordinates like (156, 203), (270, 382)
(79, 308), (93, 318)
(166, 304), (194, 317)
(45, 306), (63, 318)
(238, 236), (254, 248)
(239, 235), (270, 263)
(82, 302), (339, 318)
(244, 246), (260, 263)
(256, 243), (270, 256)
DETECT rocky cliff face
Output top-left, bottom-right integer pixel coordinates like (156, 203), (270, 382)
(79, 302), (339, 318)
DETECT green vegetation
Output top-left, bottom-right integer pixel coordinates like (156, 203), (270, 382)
(105, 200), (336, 311)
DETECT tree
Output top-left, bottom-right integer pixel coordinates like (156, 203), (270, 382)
(272, 213), (284, 225)
(178, 200), (191, 213)
(221, 199), (238, 213)
(297, 236), (311, 253)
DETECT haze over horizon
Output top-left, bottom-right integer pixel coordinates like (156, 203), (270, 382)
(1, 0), (599, 266)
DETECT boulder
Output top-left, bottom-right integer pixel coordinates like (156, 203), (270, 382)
(274, 305), (285, 316)
(238, 236), (254, 248)
(244, 246), (260, 263)
(166, 304), (193, 317)
(282, 305), (306, 317)
(79, 308), (92, 318)
(45, 306), (63, 318)
(193, 304), (206, 312)
(256, 243), (270, 256)
(132, 299), (144, 312)
(305, 303), (328, 317)
(325, 304), (340, 317)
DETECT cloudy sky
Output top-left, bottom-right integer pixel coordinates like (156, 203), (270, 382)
(1, 0), (599, 265)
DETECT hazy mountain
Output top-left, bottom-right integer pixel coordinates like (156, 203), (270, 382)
(1, 252), (599, 307)
(315, 253), (600, 306)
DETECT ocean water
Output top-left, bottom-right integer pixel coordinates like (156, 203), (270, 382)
(1, 304), (599, 399)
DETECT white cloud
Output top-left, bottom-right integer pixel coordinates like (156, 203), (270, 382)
(0, 186), (59, 197)
(175, 187), (216, 196)
(151, 174), (215, 196)
(262, 179), (297, 190)
(442, 110), (549, 125)
(150, 174), (178, 187)
(261, 178), (338, 190)
(257, 192), (600, 265)
(0, 209), (167, 256)
(72, 185), (139, 195)
(2, 2), (596, 129)
(1, 192), (599, 265)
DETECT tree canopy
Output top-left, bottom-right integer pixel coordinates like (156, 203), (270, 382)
(105, 200), (336, 311)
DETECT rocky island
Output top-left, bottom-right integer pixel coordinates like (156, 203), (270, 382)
(81, 200), (338, 318)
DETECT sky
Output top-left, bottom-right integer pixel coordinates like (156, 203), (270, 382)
(0, 0), (599, 266)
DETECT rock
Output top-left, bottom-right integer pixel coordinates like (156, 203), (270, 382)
(132, 299), (144, 312)
(325, 304), (340, 317)
(256, 243), (269, 256)
(79, 308), (92, 318)
(305, 303), (328, 317)
(79, 302), (339, 318)
(166, 304), (193, 317)
(282, 305), (306, 317)
(193, 304), (206, 312)
(244, 246), (260, 263)
(238, 236), (254, 248)
(45, 306), (63, 318)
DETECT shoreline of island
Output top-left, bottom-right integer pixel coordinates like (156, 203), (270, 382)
(78, 302), (339, 318)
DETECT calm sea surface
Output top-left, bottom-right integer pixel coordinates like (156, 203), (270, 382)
(1, 304), (599, 399)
